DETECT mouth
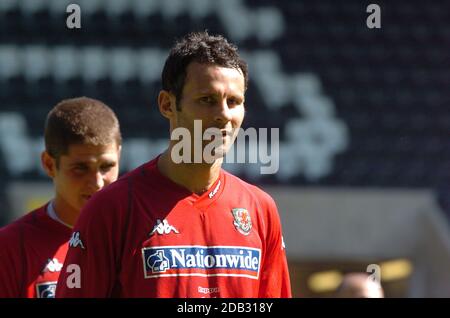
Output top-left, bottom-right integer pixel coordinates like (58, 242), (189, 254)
(203, 128), (231, 140)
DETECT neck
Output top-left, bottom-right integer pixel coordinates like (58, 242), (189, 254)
(52, 197), (78, 228)
(157, 149), (222, 195)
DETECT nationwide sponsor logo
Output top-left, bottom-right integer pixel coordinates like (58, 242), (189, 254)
(232, 208), (252, 235)
(42, 258), (63, 273)
(36, 282), (57, 298)
(150, 219), (180, 236)
(145, 250), (170, 273)
(142, 246), (261, 279)
(69, 231), (85, 249)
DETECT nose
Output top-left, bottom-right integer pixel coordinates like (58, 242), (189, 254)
(214, 99), (233, 124)
(88, 171), (104, 191)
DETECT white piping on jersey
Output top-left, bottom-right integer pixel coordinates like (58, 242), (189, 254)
(208, 180), (221, 199)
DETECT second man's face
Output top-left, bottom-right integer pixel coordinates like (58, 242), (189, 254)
(47, 142), (120, 216)
(174, 62), (246, 160)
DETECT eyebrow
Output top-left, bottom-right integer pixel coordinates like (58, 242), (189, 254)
(196, 91), (245, 99)
(69, 161), (89, 166)
(100, 161), (117, 166)
(69, 159), (117, 166)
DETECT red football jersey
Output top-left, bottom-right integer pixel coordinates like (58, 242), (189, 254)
(56, 157), (291, 298)
(0, 204), (71, 298)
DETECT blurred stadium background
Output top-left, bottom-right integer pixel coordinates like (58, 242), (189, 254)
(1, 0), (450, 297)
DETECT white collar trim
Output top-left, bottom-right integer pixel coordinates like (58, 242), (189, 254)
(47, 201), (72, 229)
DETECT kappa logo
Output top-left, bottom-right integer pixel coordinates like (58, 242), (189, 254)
(42, 258), (63, 273)
(69, 231), (85, 249)
(142, 246), (261, 279)
(36, 282), (57, 298)
(232, 208), (252, 235)
(150, 219), (180, 236)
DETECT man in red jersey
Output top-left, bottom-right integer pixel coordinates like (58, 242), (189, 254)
(57, 31), (291, 298)
(0, 97), (122, 298)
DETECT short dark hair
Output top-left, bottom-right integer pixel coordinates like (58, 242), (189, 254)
(44, 97), (121, 163)
(161, 31), (248, 110)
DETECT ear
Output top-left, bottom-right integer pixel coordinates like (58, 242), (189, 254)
(41, 151), (57, 178)
(158, 90), (177, 119)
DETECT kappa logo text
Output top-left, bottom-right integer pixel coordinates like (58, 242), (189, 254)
(69, 232), (85, 249)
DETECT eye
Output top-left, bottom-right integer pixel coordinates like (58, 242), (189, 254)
(100, 163), (115, 173)
(72, 164), (88, 173)
(199, 96), (216, 105)
(228, 98), (238, 106)
(227, 97), (243, 108)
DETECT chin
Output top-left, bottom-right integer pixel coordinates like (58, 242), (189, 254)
(79, 198), (89, 207)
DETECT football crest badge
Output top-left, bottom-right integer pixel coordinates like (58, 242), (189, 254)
(232, 208), (252, 235)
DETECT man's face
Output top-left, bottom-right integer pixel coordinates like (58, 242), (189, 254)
(173, 62), (246, 160)
(43, 143), (120, 216)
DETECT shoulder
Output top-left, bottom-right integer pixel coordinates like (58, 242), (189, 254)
(78, 178), (129, 225)
(222, 171), (283, 237)
(87, 157), (162, 210)
(75, 164), (149, 230)
(223, 170), (277, 208)
(0, 207), (45, 238)
(87, 163), (147, 208)
(0, 207), (45, 251)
